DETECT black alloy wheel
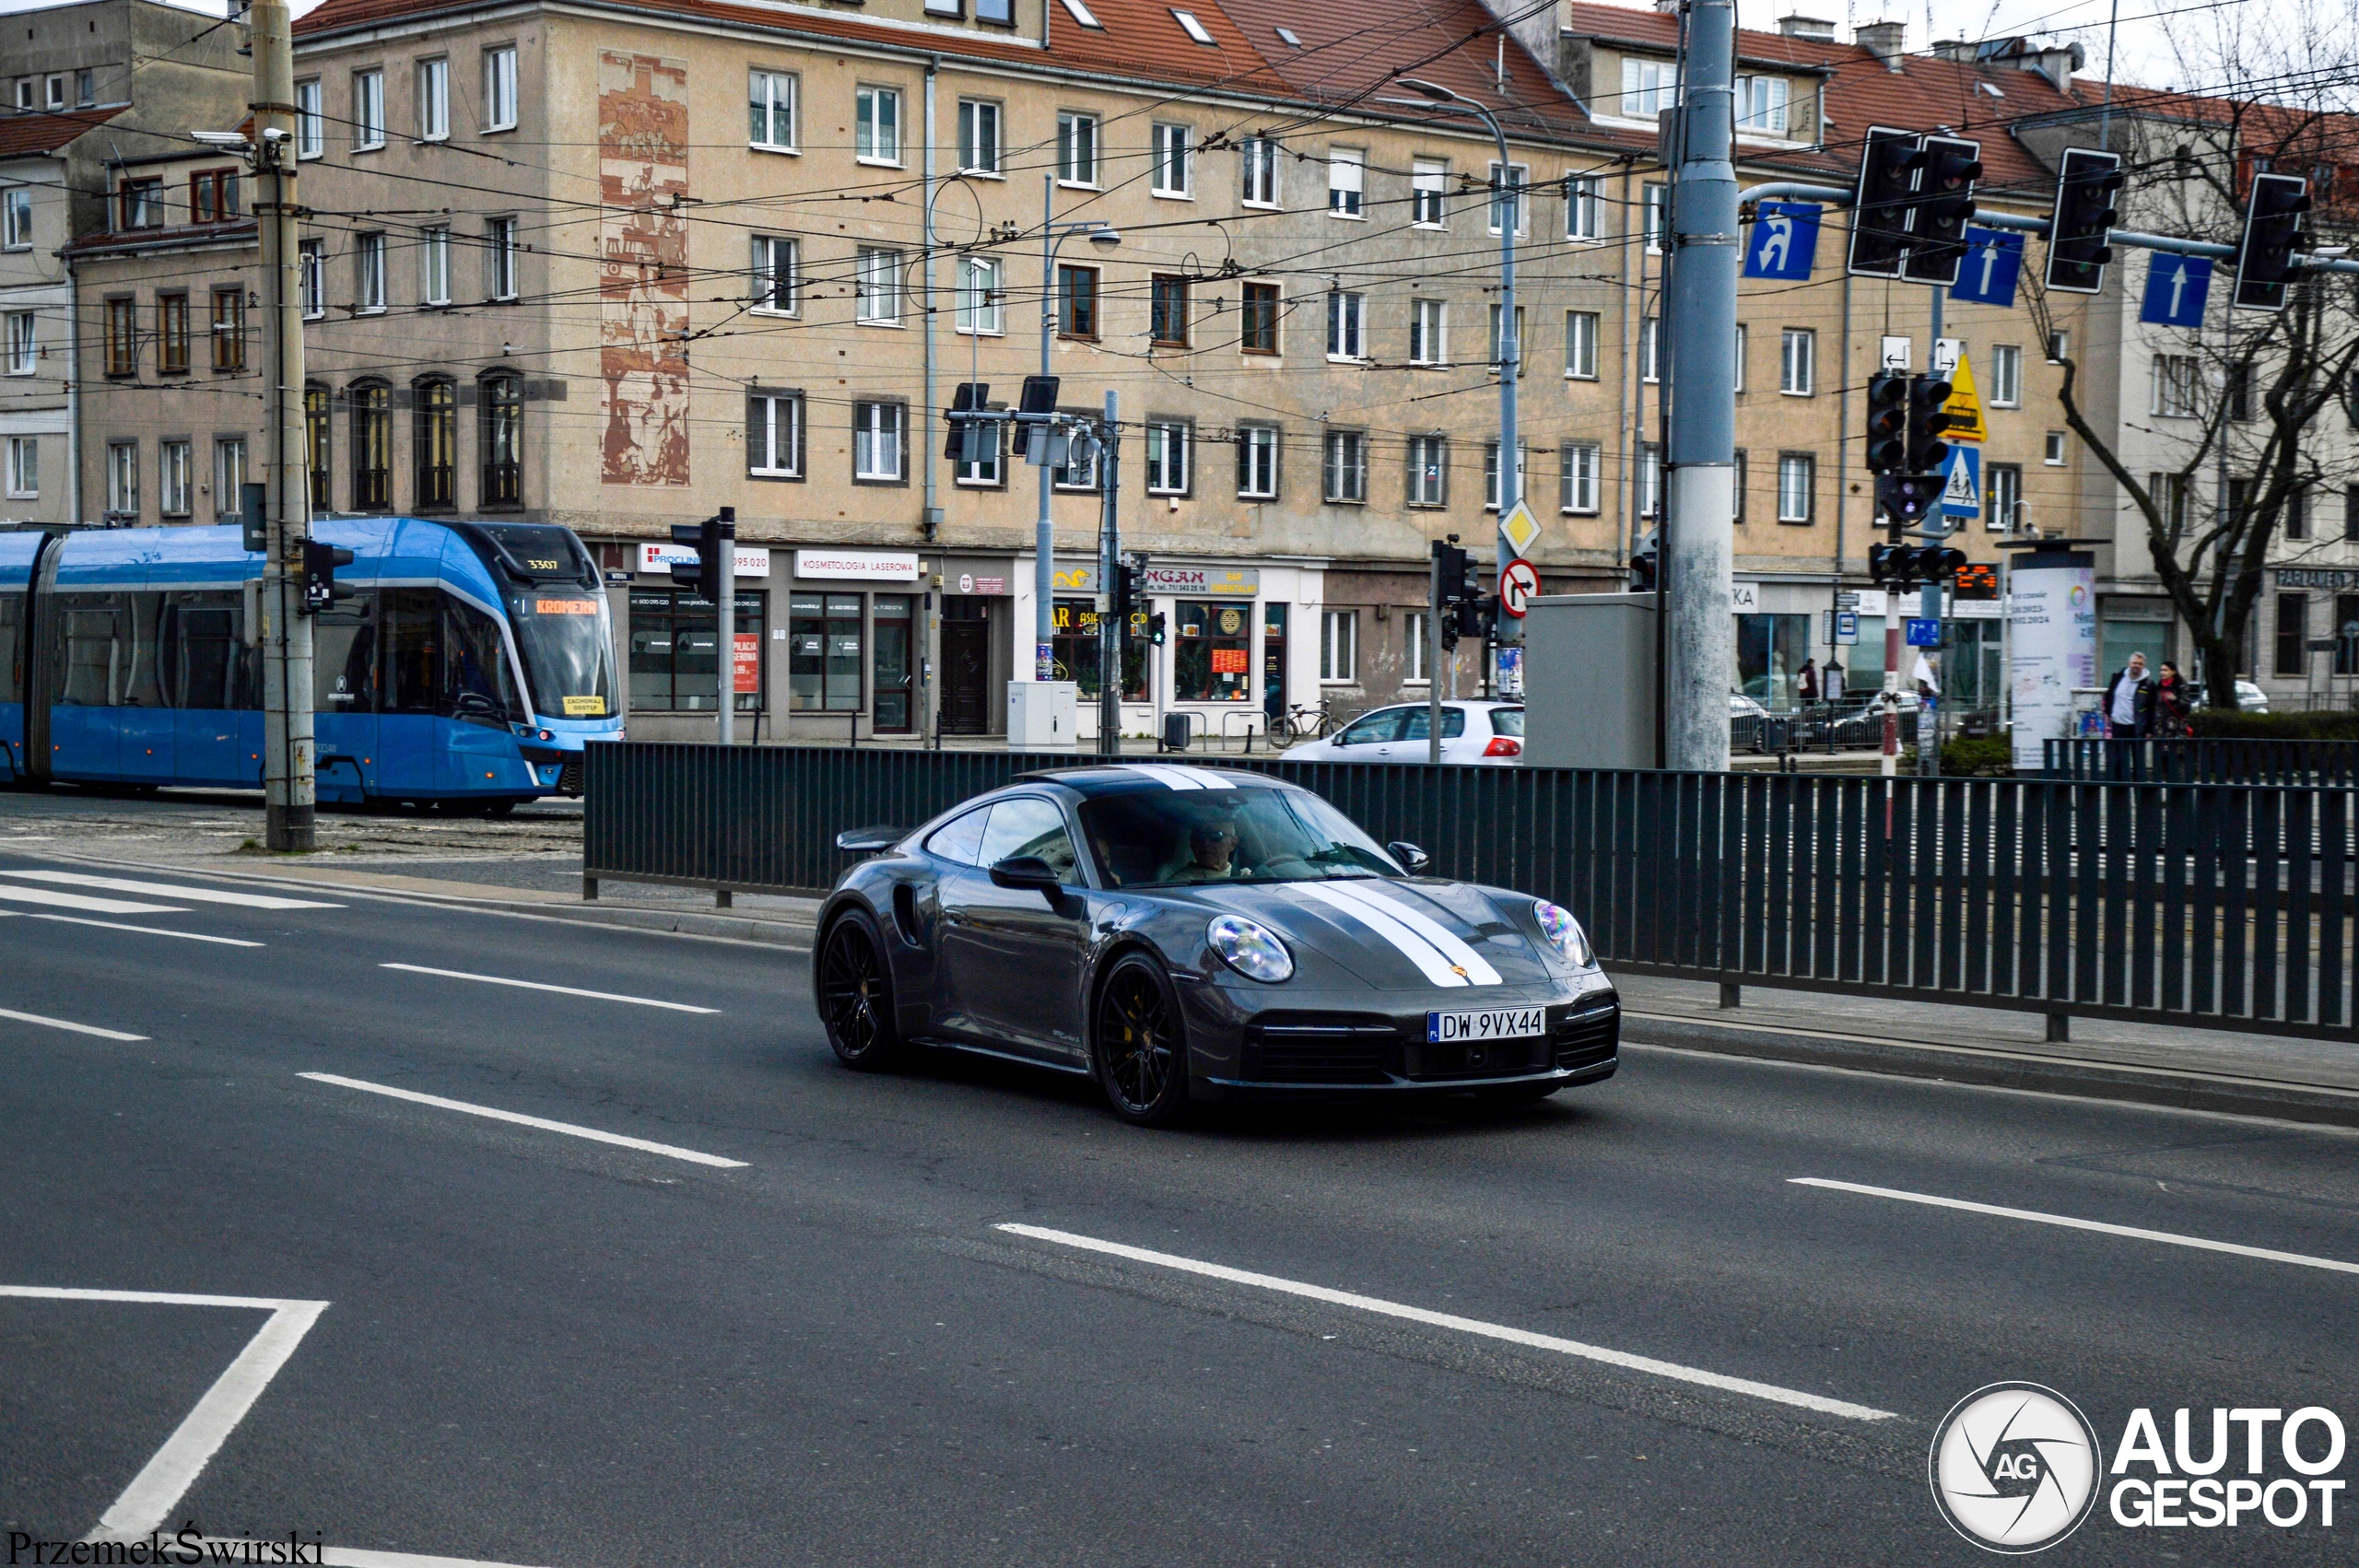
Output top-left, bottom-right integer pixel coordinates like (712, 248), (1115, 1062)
(1092, 954), (1189, 1126)
(819, 912), (902, 1070)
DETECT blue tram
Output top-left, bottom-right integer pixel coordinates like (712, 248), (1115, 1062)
(0, 517), (620, 807)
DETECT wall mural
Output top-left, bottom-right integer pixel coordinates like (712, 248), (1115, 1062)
(597, 51), (691, 486)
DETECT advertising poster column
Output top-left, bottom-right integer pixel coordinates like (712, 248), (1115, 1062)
(2007, 548), (2097, 771)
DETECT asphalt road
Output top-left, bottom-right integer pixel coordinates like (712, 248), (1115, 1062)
(4, 837), (2356, 1565)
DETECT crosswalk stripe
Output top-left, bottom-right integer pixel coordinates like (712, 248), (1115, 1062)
(0, 884), (184, 916)
(28, 914), (264, 947)
(0, 870), (340, 909)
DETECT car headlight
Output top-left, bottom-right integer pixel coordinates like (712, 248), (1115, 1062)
(1533, 901), (1594, 967)
(1207, 915), (1295, 983)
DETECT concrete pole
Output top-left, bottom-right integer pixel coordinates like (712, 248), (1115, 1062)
(718, 513), (734, 747)
(1097, 391), (1121, 756)
(1427, 545), (1444, 766)
(1662, 0), (1736, 772)
(1033, 174), (1056, 685)
(252, 0), (314, 850)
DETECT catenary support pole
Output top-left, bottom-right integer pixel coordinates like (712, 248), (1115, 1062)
(718, 515), (734, 747)
(252, 0), (314, 850)
(1098, 392), (1121, 756)
(1662, 0), (1736, 772)
(1033, 174), (1056, 686)
(1428, 545), (1445, 766)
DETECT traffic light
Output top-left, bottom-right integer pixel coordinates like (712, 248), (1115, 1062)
(1628, 529), (1658, 593)
(1874, 474), (1944, 532)
(1917, 544), (1967, 583)
(1864, 372), (1910, 474)
(2044, 147), (2124, 295)
(1147, 612), (1168, 647)
(1867, 542), (1967, 586)
(299, 538), (355, 614)
(1848, 126), (1926, 279)
(2232, 171), (2310, 313)
(1901, 135), (1982, 285)
(945, 380), (990, 462)
(1009, 374), (1060, 459)
(1907, 374), (1954, 474)
(670, 507), (735, 601)
(1110, 560), (1140, 632)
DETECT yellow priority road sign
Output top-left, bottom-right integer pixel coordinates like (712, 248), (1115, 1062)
(1499, 498), (1543, 557)
(1942, 353), (1987, 442)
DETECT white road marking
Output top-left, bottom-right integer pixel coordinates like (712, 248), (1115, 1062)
(378, 963), (718, 1013)
(0, 1286), (333, 1542)
(27, 914), (264, 947)
(1790, 1176), (2359, 1276)
(180, 1543), (553, 1568)
(994, 1223), (1897, 1422)
(0, 883), (184, 915)
(298, 1071), (749, 1168)
(0, 1005), (147, 1041)
(1290, 882), (1470, 988)
(0, 869), (341, 909)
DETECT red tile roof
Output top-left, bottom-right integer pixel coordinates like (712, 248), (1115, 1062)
(0, 106), (130, 159)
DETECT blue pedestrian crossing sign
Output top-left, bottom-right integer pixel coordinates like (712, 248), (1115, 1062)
(2140, 254), (2213, 327)
(1907, 618), (1943, 648)
(1947, 228), (2024, 307)
(1940, 444), (1982, 520)
(1743, 203), (1821, 281)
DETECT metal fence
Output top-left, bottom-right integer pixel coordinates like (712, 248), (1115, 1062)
(2045, 738), (2359, 785)
(584, 743), (2357, 1041)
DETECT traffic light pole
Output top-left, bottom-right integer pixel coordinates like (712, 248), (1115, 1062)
(252, 0), (314, 852)
(718, 526), (734, 748)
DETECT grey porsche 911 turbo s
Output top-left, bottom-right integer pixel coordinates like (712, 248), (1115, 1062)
(811, 762), (1620, 1125)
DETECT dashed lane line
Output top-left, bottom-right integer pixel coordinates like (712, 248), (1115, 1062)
(297, 1072), (749, 1168)
(0, 1006), (148, 1041)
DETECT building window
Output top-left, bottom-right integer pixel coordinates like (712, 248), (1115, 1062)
(106, 440), (138, 517)
(1990, 343), (2022, 407)
(1638, 443), (1661, 518)
(1487, 303), (1526, 378)
(6, 436), (38, 499)
(1151, 123), (1192, 197)
(1170, 8), (1215, 43)
(1328, 147), (1364, 216)
(2048, 331), (2070, 363)
(1058, 111), (1097, 184)
(745, 389), (801, 479)
(421, 225), (452, 306)
(855, 86), (901, 164)
(1403, 613), (1429, 683)
(354, 69), (384, 149)
(2046, 430), (2068, 465)
(1149, 275), (1189, 346)
(855, 247), (901, 323)
(1483, 441), (1526, 511)
(787, 593), (856, 712)
(299, 242), (325, 319)
(1621, 55), (1679, 116)
(357, 233), (387, 312)
(1409, 298), (1447, 367)
(191, 168), (240, 223)
(751, 235), (797, 314)
(1486, 160), (1529, 236)
(485, 46), (519, 132)
(2153, 354), (2199, 417)
(1237, 424), (1279, 498)
(975, 0), (1015, 28)
(1561, 441), (1600, 513)
(1052, 419), (1099, 491)
(487, 216), (519, 300)
(1322, 430), (1367, 503)
(631, 588), (769, 713)
(1735, 73), (1789, 133)
(749, 69), (795, 150)
(305, 385), (331, 511)
(853, 401), (904, 482)
(1319, 609), (1356, 684)
(1565, 309), (1599, 380)
(1406, 433), (1447, 507)
(1240, 135), (1279, 206)
(1171, 602), (1251, 702)
(2276, 593), (2308, 676)
(1144, 419), (1190, 495)
(953, 414), (1003, 487)
(1779, 328), (1814, 394)
(1639, 314), (1661, 383)
(296, 79), (323, 156)
(2348, 486), (2359, 542)
(1776, 452), (1814, 523)
(416, 57), (449, 140)
(45, 75), (64, 110)
(3, 188), (30, 250)
(1732, 450), (1748, 524)
(1238, 282), (1279, 354)
(1058, 264), (1098, 338)
(957, 99), (998, 173)
(1412, 158), (1447, 227)
(413, 379), (455, 507)
(213, 438), (246, 519)
(4, 311), (32, 376)
(104, 298), (136, 377)
(1987, 462), (2022, 532)
(210, 287), (245, 371)
(158, 436), (191, 516)
(1732, 323), (1747, 392)
(350, 383), (391, 509)
(1326, 290), (1364, 360)
(75, 69), (93, 107)
(119, 178), (162, 229)
(1643, 182), (1668, 252)
(1566, 175), (1602, 240)
(477, 374), (522, 506)
(2288, 485), (2312, 541)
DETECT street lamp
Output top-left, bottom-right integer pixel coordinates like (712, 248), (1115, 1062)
(1030, 180), (1120, 703)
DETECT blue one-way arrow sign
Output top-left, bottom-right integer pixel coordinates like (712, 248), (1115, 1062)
(2140, 254), (2212, 327)
(1948, 228), (2024, 307)
(1743, 202), (1821, 280)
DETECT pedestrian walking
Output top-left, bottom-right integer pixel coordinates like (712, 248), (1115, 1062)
(2154, 661), (2195, 738)
(2102, 651), (2157, 738)
(1797, 659), (1820, 706)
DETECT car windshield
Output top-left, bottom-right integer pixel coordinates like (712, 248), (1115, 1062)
(1078, 789), (1402, 889)
(507, 590), (617, 720)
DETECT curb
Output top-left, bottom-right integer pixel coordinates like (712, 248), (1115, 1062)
(1619, 1012), (2359, 1129)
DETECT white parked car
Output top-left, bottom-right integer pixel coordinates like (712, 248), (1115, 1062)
(1284, 700), (1525, 765)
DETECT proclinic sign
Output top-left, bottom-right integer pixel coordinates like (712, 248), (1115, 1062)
(2008, 550), (2097, 771)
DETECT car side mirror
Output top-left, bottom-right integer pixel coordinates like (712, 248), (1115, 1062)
(988, 855), (1062, 897)
(1388, 841), (1431, 874)
(835, 825), (902, 853)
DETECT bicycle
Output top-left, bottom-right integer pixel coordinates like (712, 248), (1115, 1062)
(1281, 699), (1339, 743)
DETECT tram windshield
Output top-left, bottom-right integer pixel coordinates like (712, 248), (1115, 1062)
(508, 590), (616, 720)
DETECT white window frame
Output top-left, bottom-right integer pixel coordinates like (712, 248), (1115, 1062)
(2, 188), (29, 251)
(295, 79), (324, 158)
(1988, 462), (2022, 532)
(1237, 423), (1279, 498)
(855, 86), (901, 166)
(856, 247), (902, 325)
(747, 390), (802, 478)
(1561, 440), (1600, 513)
(1322, 429), (1367, 504)
(353, 69), (385, 150)
(853, 401), (905, 481)
(1403, 613), (1429, 684)
(107, 440), (138, 517)
(1637, 443), (1661, 519)
(1144, 419), (1191, 496)
(1486, 160), (1529, 237)
(749, 69), (796, 152)
(1731, 323), (1747, 391)
(1776, 452), (1814, 522)
(1643, 182), (1668, 253)
(1779, 327), (1814, 395)
(1170, 7), (1215, 44)
(214, 437), (247, 520)
(2044, 430), (2068, 466)
(1483, 440), (1527, 512)
(4, 311), (32, 376)
(956, 254), (1003, 335)
(1319, 609), (1356, 685)
(5, 435), (36, 499)
(485, 46), (519, 133)
(1325, 290), (1364, 361)
(1407, 433), (1447, 507)
(957, 99), (999, 175)
(160, 439), (192, 516)
(1411, 158), (1448, 228)
(1735, 73), (1789, 135)
(416, 57), (449, 142)
(299, 240), (325, 319)
(1151, 123), (1192, 198)
(1620, 56), (1679, 118)
(45, 75), (64, 110)
(2047, 330), (2070, 363)
(1990, 343), (2022, 407)
(2152, 354), (2199, 418)
(1328, 147), (1364, 217)
(954, 416), (1003, 487)
(487, 216), (519, 300)
(1408, 298), (1447, 367)
(357, 231), (387, 312)
(420, 225), (452, 306)
(1639, 315), (1661, 384)
(751, 234), (798, 315)
(1058, 111), (1098, 186)
(1488, 303), (1525, 378)
(1240, 135), (1280, 207)
(1565, 175), (1602, 240)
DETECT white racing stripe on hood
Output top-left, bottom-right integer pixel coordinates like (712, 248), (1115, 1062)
(1166, 764), (1238, 790)
(1120, 765), (1203, 790)
(1291, 881), (1469, 988)
(1321, 880), (1504, 985)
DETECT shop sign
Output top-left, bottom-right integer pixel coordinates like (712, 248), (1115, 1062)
(2276, 568), (2359, 591)
(1050, 561), (1098, 593)
(1731, 581), (1759, 612)
(1144, 565), (1259, 597)
(955, 572), (1009, 595)
(794, 548), (920, 582)
(734, 632), (760, 694)
(638, 543), (771, 578)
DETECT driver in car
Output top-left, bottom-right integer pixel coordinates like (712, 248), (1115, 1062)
(1159, 805), (1246, 883)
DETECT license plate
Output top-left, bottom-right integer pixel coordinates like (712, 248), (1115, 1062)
(1426, 1007), (1546, 1044)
